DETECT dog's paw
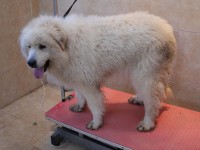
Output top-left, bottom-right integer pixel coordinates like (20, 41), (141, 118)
(70, 104), (84, 112)
(128, 97), (144, 106)
(86, 120), (103, 130)
(137, 120), (155, 132)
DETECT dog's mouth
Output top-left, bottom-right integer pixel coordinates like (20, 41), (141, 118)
(33, 60), (50, 79)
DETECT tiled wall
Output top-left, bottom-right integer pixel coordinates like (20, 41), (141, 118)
(0, 0), (53, 108)
(58, 0), (200, 111)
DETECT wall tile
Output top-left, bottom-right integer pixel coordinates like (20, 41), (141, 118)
(179, 0), (200, 32)
(125, 0), (151, 12)
(0, 17), (41, 107)
(150, 0), (180, 29)
(84, 0), (113, 16)
(168, 31), (200, 110)
(0, 0), (43, 108)
(0, 0), (31, 21)
(107, 0), (150, 15)
(172, 32), (200, 85)
(170, 82), (200, 111)
(0, 16), (31, 74)
(31, 0), (40, 17)
(39, 0), (54, 15)
(58, 0), (85, 16)
(0, 60), (41, 108)
(58, 0), (151, 16)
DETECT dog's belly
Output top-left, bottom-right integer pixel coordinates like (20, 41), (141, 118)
(103, 68), (135, 93)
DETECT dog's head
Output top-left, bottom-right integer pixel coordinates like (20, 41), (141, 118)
(19, 16), (67, 79)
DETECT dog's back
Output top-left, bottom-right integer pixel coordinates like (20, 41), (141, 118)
(63, 12), (176, 84)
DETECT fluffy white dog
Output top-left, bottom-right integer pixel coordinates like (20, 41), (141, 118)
(19, 12), (176, 131)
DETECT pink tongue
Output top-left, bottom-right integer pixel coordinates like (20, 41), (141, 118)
(34, 68), (44, 79)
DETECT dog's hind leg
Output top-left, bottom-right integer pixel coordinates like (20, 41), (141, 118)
(131, 71), (164, 132)
(128, 95), (144, 106)
(138, 78), (162, 132)
(80, 86), (105, 130)
(70, 90), (86, 112)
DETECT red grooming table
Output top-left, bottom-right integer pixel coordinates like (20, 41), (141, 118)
(45, 87), (200, 150)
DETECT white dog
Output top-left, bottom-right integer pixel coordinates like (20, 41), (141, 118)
(19, 12), (176, 131)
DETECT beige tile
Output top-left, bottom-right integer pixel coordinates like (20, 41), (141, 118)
(0, 3), (41, 108)
(83, 0), (112, 15)
(20, 84), (61, 111)
(58, 0), (151, 16)
(39, 0), (54, 15)
(0, 0), (31, 21)
(1, 84), (58, 116)
(0, 109), (5, 117)
(169, 82), (200, 111)
(0, 14), (43, 108)
(172, 32), (200, 85)
(2, 84), (62, 113)
(179, 0), (200, 32)
(168, 31), (200, 111)
(57, 0), (179, 30)
(58, 0), (85, 16)
(31, 0), (40, 17)
(107, 0), (149, 15)
(124, 0), (151, 12)
(2, 92), (38, 117)
(0, 86), (60, 148)
(150, 0), (180, 29)
(0, 84), (83, 150)
(0, 118), (48, 150)
(15, 107), (56, 140)
(0, 16), (30, 74)
(33, 131), (85, 150)
(0, 61), (41, 108)
(0, 110), (15, 129)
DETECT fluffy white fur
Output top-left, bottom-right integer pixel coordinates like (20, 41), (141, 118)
(19, 12), (176, 131)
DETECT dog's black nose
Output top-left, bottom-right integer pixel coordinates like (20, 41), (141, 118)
(27, 58), (37, 68)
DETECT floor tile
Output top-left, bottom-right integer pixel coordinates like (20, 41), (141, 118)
(0, 84), (83, 150)
(0, 112), (15, 129)
(0, 118), (41, 150)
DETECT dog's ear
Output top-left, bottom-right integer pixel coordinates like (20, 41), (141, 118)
(49, 24), (67, 51)
(19, 29), (29, 59)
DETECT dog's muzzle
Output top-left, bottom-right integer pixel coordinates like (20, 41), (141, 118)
(27, 59), (50, 79)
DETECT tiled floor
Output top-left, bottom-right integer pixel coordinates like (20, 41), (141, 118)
(0, 84), (85, 150)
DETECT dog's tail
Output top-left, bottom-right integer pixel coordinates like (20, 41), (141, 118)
(158, 81), (174, 102)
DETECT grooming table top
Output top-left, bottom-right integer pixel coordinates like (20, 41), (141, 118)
(45, 87), (200, 150)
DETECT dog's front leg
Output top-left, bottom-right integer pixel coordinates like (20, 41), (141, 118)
(80, 86), (105, 130)
(70, 90), (86, 112)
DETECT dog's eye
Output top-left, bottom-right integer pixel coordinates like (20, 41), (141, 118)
(28, 45), (31, 48)
(39, 44), (46, 49)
